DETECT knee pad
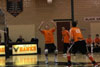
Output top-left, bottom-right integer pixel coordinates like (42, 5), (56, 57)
(45, 49), (48, 55)
(55, 50), (58, 55)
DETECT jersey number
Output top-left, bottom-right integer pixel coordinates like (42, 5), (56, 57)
(76, 29), (81, 33)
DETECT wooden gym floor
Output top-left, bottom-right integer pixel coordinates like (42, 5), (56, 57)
(0, 53), (100, 67)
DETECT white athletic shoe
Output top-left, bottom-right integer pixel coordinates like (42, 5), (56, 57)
(45, 56), (48, 64)
(65, 66), (71, 67)
(94, 64), (99, 67)
(46, 64), (49, 67)
(54, 55), (58, 63)
(63, 54), (67, 58)
(45, 59), (48, 64)
(63, 53), (66, 56)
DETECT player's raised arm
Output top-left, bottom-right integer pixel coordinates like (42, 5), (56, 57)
(51, 20), (57, 29)
(38, 21), (45, 32)
(67, 31), (70, 39)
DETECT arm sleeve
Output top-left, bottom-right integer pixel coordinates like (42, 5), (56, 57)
(67, 31), (70, 38)
(41, 30), (45, 34)
(94, 39), (96, 43)
(70, 29), (74, 39)
(86, 39), (88, 43)
(62, 31), (64, 36)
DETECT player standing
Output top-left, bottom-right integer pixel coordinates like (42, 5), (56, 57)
(86, 35), (93, 53)
(94, 34), (100, 52)
(62, 27), (70, 56)
(39, 21), (58, 64)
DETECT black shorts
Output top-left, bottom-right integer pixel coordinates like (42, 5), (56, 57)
(87, 46), (91, 53)
(45, 43), (56, 53)
(63, 43), (70, 53)
(64, 43), (70, 47)
(71, 40), (88, 54)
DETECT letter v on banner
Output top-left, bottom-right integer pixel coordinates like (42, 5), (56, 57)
(6, 0), (23, 17)
(13, 47), (19, 52)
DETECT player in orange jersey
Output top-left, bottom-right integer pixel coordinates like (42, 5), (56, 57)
(94, 34), (100, 52)
(86, 35), (93, 53)
(62, 27), (70, 55)
(94, 34), (100, 46)
(66, 21), (98, 67)
(39, 21), (58, 64)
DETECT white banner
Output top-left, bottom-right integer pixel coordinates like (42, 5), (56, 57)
(13, 44), (37, 54)
(84, 17), (100, 21)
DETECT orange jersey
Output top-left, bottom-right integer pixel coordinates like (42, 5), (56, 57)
(62, 30), (70, 43)
(70, 27), (84, 42)
(41, 28), (55, 44)
(86, 38), (92, 44)
(94, 38), (100, 44)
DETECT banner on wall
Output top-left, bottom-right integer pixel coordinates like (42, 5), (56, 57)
(0, 45), (5, 55)
(12, 44), (37, 54)
(84, 17), (100, 21)
(6, 0), (23, 17)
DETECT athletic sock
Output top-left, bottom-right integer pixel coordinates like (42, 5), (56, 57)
(67, 53), (71, 62)
(45, 55), (48, 64)
(88, 54), (96, 64)
(54, 50), (58, 63)
(54, 55), (57, 63)
(67, 53), (72, 66)
(45, 49), (48, 64)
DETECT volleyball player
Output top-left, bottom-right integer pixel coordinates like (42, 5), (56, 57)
(94, 34), (100, 52)
(62, 27), (70, 56)
(86, 35), (93, 53)
(39, 21), (58, 64)
(66, 21), (98, 67)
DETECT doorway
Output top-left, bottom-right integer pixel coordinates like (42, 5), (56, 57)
(56, 22), (70, 53)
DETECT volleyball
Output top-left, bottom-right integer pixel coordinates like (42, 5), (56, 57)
(47, 0), (52, 4)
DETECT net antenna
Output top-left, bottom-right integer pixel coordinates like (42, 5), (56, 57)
(0, 0), (9, 59)
(0, 0), (7, 33)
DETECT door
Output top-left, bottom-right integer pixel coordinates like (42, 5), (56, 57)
(56, 22), (70, 53)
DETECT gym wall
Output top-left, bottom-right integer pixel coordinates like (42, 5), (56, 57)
(0, 0), (100, 53)
(91, 23), (100, 39)
(74, 0), (100, 38)
(8, 24), (35, 42)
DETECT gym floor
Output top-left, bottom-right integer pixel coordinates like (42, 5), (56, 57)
(0, 53), (100, 67)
